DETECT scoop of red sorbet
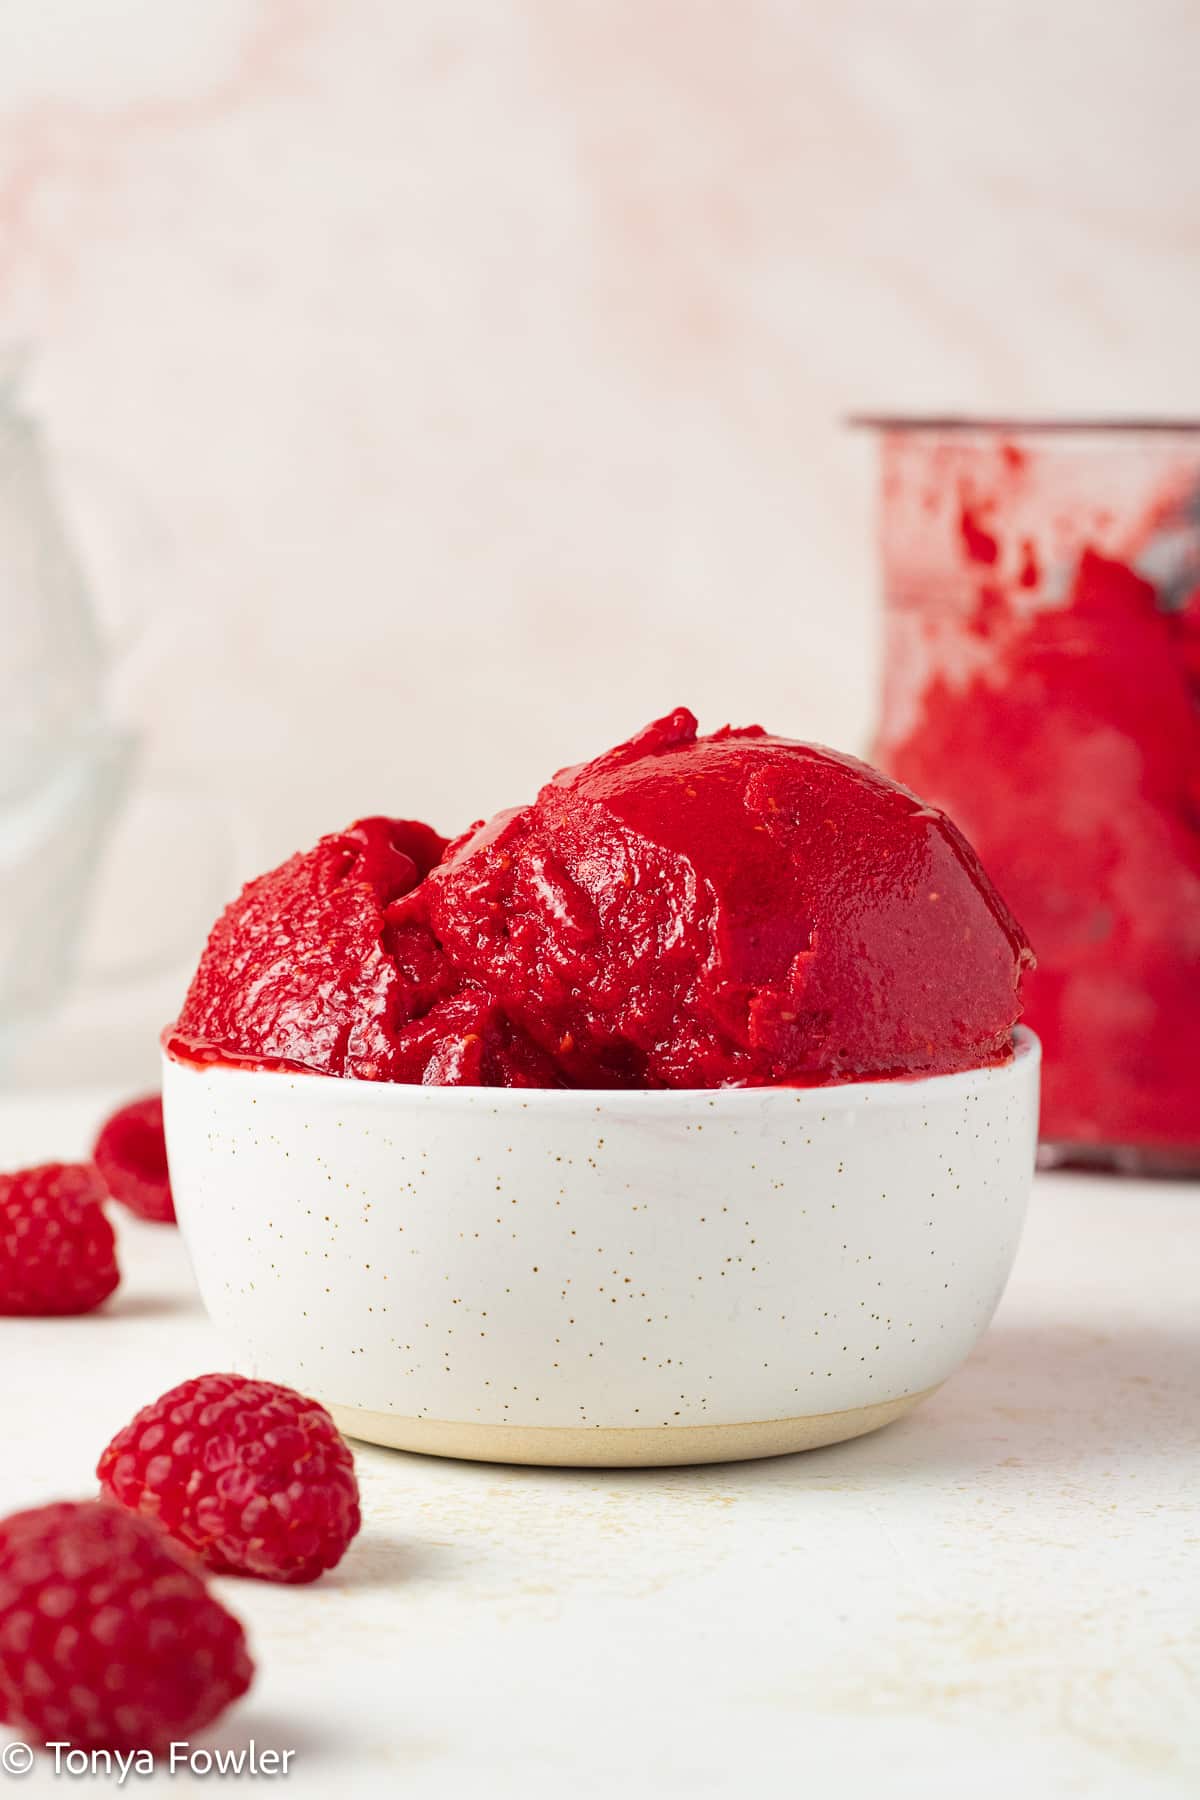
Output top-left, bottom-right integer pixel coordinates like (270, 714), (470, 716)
(172, 817), (452, 1082)
(172, 710), (1032, 1088)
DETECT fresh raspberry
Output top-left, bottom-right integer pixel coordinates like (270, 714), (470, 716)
(0, 1500), (253, 1753)
(92, 1095), (175, 1224)
(0, 1164), (119, 1316)
(98, 1373), (361, 1585)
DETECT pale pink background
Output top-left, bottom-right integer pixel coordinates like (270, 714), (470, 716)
(4, 0), (1198, 1083)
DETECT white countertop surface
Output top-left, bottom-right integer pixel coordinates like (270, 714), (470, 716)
(1, 1090), (1196, 1799)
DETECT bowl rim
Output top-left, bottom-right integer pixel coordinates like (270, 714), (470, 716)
(162, 1026), (1039, 1112)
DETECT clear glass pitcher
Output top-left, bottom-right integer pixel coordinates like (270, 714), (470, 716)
(862, 417), (1200, 1174)
(0, 370), (230, 1069)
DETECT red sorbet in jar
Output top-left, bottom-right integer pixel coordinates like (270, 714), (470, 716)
(868, 419), (1200, 1170)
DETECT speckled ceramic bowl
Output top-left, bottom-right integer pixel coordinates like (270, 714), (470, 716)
(162, 1029), (1039, 1467)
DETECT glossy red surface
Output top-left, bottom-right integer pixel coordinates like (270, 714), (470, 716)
(171, 711), (1032, 1089)
(168, 816), (450, 1083)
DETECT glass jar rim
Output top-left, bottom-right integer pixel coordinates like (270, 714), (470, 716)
(848, 413), (1200, 436)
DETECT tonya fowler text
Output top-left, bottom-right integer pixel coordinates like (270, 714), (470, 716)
(15, 1741), (294, 1780)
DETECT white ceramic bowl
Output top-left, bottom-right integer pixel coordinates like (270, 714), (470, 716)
(162, 1029), (1039, 1467)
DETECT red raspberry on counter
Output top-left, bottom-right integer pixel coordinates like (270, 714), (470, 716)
(98, 1373), (361, 1584)
(92, 1095), (175, 1224)
(0, 1163), (119, 1316)
(0, 1500), (253, 1753)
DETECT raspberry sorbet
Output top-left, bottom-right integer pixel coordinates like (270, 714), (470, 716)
(868, 420), (1200, 1163)
(169, 709), (1032, 1089)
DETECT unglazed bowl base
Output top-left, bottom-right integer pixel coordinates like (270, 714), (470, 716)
(329, 1385), (938, 1468)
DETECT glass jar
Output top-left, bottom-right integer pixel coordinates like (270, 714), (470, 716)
(862, 418), (1200, 1175)
(0, 369), (237, 1074)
